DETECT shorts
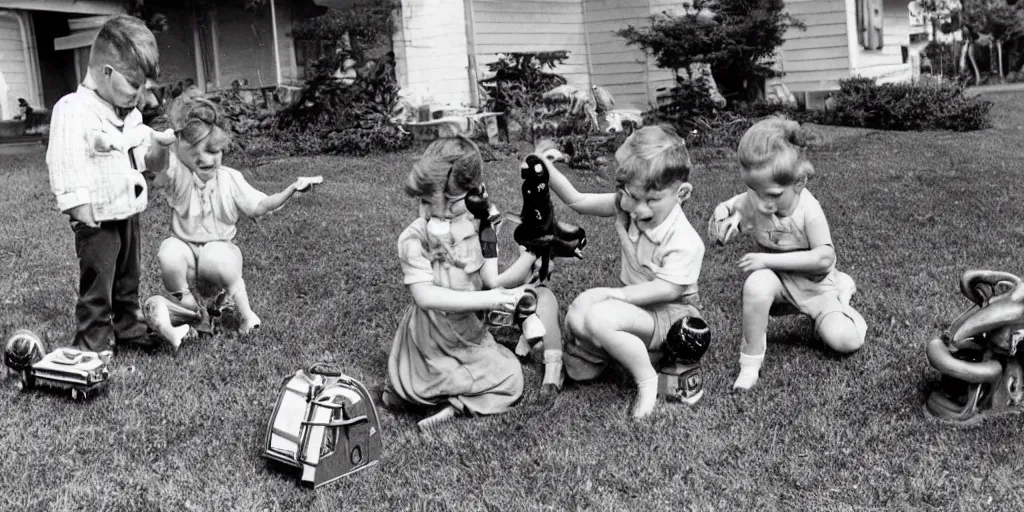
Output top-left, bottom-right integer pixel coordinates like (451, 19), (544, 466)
(769, 269), (854, 331)
(563, 293), (703, 382)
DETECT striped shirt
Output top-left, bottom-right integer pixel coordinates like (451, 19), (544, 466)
(46, 86), (153, 221)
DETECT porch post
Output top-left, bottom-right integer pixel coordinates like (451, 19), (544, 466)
(270, 0), (281, 85)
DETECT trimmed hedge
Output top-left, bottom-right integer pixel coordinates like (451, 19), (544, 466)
(820, 77), (992, 131)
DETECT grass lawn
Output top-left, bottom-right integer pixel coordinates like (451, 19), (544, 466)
(4, 92), (1024, 511)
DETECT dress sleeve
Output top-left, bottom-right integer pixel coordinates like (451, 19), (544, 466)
(224, 168), (269, 218)
(398, 224), (434, 285)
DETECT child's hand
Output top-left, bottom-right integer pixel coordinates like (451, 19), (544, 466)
(737, 253), (769, 272)
(150, 128), (176, 147)
(293, 176), (324, 193)
(708, 203), (741, 245)
(67, 204), (99, 228)
(489, 287), (523, 312)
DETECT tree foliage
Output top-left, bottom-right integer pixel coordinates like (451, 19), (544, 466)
(616, 0), (804, 100)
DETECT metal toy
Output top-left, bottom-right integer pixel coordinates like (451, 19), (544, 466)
(263, 363), (383, 488)
(4, 329), (111, 400)
(925, 270), (1024, 425)
(657, 316), (711, 405)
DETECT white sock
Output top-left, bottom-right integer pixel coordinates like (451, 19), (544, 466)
(542, 350), (564, 388)
(633, 374), (659, 418)
(733, 350), (765, 391)
(514, 335), (533, 357)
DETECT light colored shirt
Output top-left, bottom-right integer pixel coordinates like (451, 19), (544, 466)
(726, 188), (835, 277)
(157, 152), (268, 243)
(46, 86), (153, 221)
(616, 203), (704, 297)
(727, 188), (833, 252)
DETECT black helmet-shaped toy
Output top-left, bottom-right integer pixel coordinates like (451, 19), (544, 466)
(664, 317), (710, 364)
(4, 329), (47, 371)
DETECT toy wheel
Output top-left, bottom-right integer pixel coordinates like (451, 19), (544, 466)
(71, 388), (86, 401)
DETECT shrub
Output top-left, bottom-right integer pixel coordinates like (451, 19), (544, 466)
(479, 51), (570, 143)
(819, 78), (992, 131)
(273, 52), (411, 157)
(922, 41), (964, 80)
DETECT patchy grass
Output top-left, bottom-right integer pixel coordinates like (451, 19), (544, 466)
(3, 94), (1024, 511)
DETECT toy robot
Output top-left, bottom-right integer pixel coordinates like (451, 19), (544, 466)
(515, 146), (587, 282)
(263, 363), (382, 489)
(4, 329), (112, 400)
(657, 316), (711, 405)
(925, 270), (1024, 425)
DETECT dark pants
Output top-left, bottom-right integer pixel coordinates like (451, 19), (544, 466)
(70, 215), (146, 351)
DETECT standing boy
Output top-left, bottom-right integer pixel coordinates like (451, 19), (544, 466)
(47, 14), (175, 352)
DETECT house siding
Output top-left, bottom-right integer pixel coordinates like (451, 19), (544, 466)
(471, 0), (590, 89)
(849, 0), (912, 83)
(770, 0), (850, 93)
(583, 0), (686, 109)
(214, 1), (298, 88)
(394, 0), (471, 106)
(0, 14), (29, 120)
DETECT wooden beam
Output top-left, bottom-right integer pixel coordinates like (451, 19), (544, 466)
(270, 0), (281, 86)
(54, 30), (99, 51)
(463, 0), (479, 107)
(1, 0), (123, 15)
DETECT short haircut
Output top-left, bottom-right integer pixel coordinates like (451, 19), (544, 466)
(736, 117), (815, 186)
(613, 125), (692, 191)
(89, 14), (160, 83)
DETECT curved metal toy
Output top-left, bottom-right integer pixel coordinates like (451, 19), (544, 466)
(925, 270), (1024, 425)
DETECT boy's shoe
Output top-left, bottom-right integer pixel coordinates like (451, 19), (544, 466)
(115, 323), (159, 351)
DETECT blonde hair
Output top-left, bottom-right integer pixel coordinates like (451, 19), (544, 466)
(89, 15), (159, 83)
(404, 136), (483, 198)
(164, 89), (231, 148)
(614, 125), (692, 191)
(736, 117), (815, 186)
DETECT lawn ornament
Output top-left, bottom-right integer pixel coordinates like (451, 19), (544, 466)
(143, 295), (215, 352)
(4, 329), (112, 400)
(486, 288), (547, 357)
(262, 363), (382, 489)
(592, 85), (615, 113)
(925, 270), (1024, 425)
(657, 317), (710, 405)
(514, 146), (587, 282)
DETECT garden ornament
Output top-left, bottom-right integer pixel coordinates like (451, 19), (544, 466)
(263, 363), (382, 489)
(514, 144), (587, 282)
(591, 85), (615, 113)
(4, 329), (112, 400)
(657, 316), (710, 406)
(925, 270), (1024, 425)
